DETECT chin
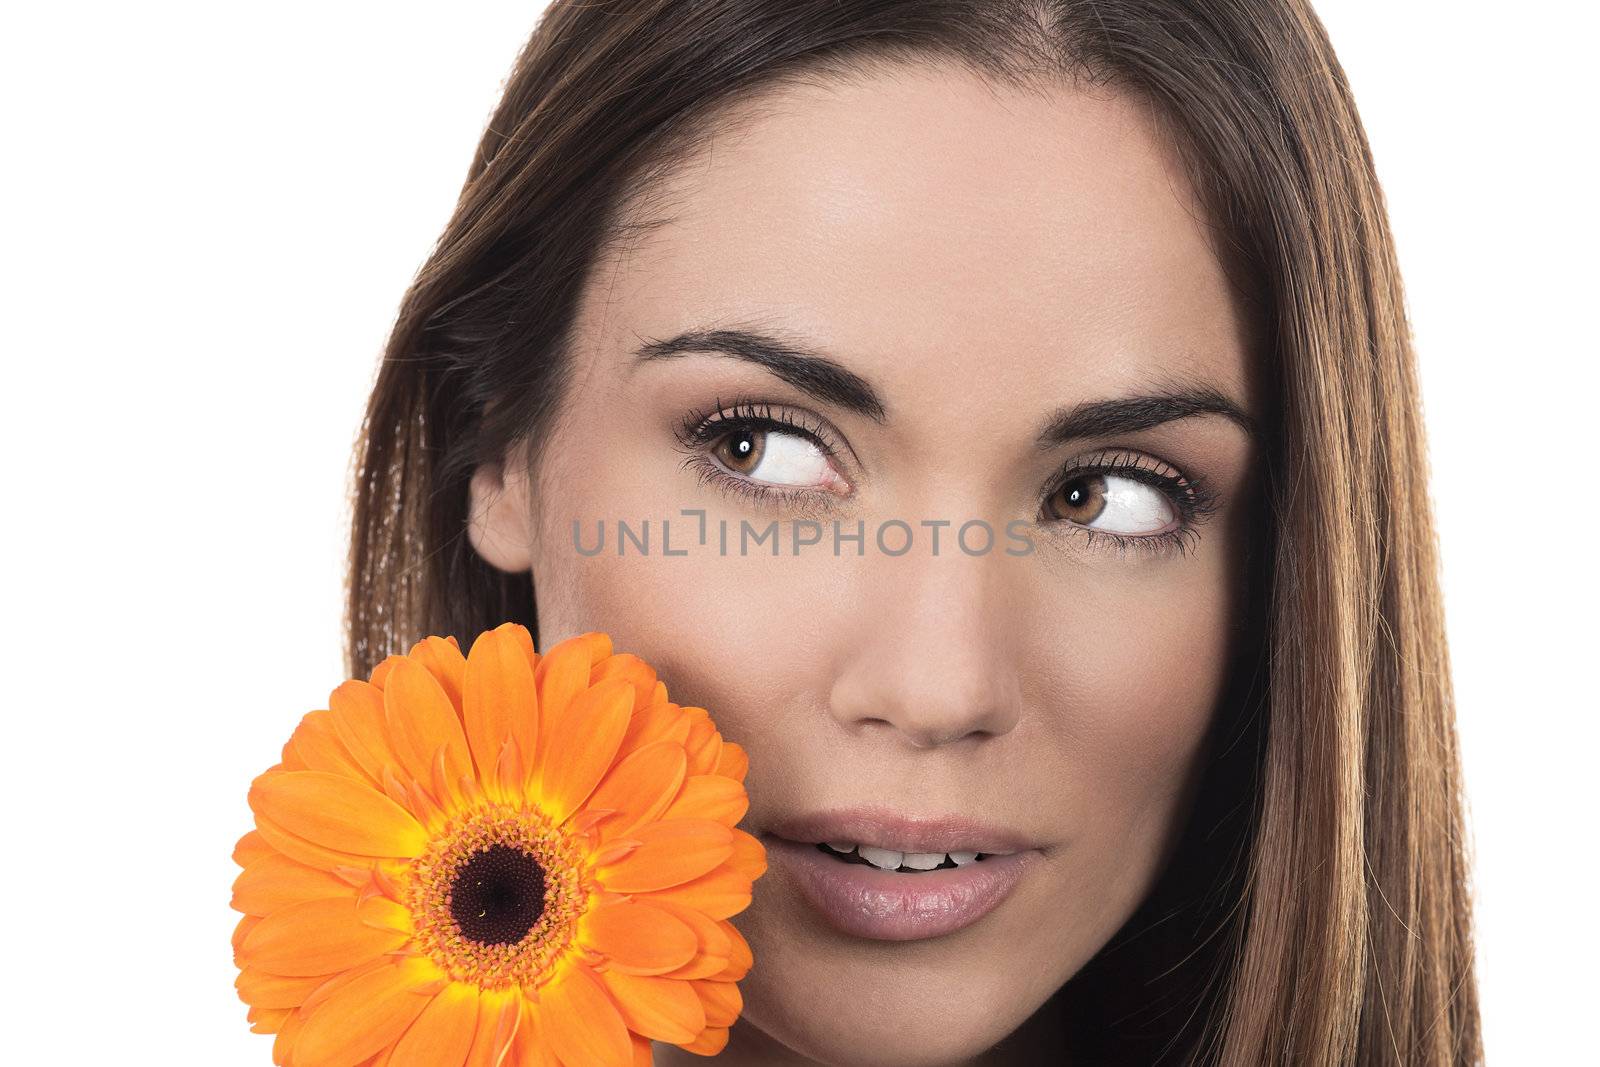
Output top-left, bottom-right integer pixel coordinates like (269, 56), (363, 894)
(732, 965), (1033, 1067)
(752, 1025), (1011, 1067)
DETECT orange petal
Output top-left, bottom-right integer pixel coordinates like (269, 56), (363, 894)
(598, 820), (733, 893)
(299, 954), (394, 1015)
(711, 919), (753, 981)
(272, 1003), (306, 1064)
(232, 852), (356, 916)
(681, 712), (722, 777)
(639, 865), (752, 920)
(726, 828), (768, 881)
(713, 741), (749, 783)
(293, 956), (438, 1067)
(538, 963), (632, 1067)
(589, 653), (657, 709)
(693, 979), (742, 1028)
(369, 652), (405, 689)
(388, 981), (479, 1067)
(236, 968), (329, 1010)
(581, 899), (697, 976)
(659, 774), (747, 826)
(539, 677), (634, 826)
(408, 635), (467, 714)
(287, 709), (377, 785)
(249, 770), (429, 859)
(631, 1034), (653, 1067)
(233, 915), (260, 960)
(509, 996), (561, 1067)
(530, 638), (592, 787)
(249, 1006), (293, 1034)
(597, 969), (705, 1044)
(492, 738), (525, 810)
(463, 624), (540, 789)
(616, 702), (693, 763)
(233, 830), (275, 869)
(504, 623), (536, 665)
(239, 896), (411, 977)
(254, 811), (380, 872)
(384, 658), (474, 790)
(678, 1024), (729, 1055)
(574, 631), (615, 666)
(279, 737), (308, 771)
(463, 989), (522, 1067)
(329, 679), (402, 781)
(649, 899), (732, 981)
(589, 839), (643, 869)
(586, 740), (687, 841)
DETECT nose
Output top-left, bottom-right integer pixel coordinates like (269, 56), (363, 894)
(826, 545), (1024, 748)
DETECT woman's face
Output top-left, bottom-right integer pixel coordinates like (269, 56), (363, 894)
(469, 66), (1263, 1066)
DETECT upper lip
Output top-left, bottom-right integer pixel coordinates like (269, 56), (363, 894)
(762, 806), (1038, 855)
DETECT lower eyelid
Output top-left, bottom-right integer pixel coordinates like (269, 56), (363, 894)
(1042, 521), (1201, 559)
(689, 457), (838, 520)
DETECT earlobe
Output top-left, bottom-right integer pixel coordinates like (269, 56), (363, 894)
(466, 459), (535, 573)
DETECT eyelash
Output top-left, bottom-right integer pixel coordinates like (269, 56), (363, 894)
(1035, 449), (1222, 559)
(672, 398), (845, 520)
(671, 396), (1222, 558)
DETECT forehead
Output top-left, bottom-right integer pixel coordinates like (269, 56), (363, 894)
(587, 63), (1256, 418)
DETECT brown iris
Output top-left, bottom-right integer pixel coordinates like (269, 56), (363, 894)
(1045, 473), (1108, 524)
(714, 429), (764, 474)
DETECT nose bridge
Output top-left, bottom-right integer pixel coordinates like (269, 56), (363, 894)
(827, 541), (1024, 748)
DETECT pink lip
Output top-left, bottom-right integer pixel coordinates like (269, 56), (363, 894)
(764, 807), (1037, 855)
(759, 807), (1042, 941)
(764, 836), (1039, 941)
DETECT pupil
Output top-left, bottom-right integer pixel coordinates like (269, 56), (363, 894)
(449, 844), (547, 946)
(1052, 474), (1106, 523)
(720, 430), (763, 472)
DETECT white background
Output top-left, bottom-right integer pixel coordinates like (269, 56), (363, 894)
(3, 3), (1593, 1061)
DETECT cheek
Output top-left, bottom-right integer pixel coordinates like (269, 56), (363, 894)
(560, 551), (832, 691)
(528, 410), (844, 762)
(1033, 566), (1235, 841)
(529, 459), (842, 757)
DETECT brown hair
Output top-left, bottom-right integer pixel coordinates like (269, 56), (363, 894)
(346, 2), (1480, 1062)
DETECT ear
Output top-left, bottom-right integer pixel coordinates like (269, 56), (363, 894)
(466, 451), (535, 573)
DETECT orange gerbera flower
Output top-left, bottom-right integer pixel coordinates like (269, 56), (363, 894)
(230, 624), (764, 1067)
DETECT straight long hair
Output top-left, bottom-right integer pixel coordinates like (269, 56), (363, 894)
(346, 2), (1481, 1062)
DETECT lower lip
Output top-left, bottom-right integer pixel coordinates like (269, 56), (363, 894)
(763, 836), (1039, 941)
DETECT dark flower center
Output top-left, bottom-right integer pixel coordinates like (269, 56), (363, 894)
(449, 844), (547, 946)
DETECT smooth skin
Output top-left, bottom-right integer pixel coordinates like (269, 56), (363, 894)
(468, 63), (1265, 1067)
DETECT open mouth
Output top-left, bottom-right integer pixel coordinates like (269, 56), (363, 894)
(812, 841), (993, 873)
(770, 833), (1037, 939)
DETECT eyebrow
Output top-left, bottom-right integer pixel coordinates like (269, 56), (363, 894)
(632, 328), (888, 421)
(1035, 388), (1258, 448)
(632, 326), (1255, 445)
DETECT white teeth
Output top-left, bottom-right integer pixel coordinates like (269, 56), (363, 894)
(817, 841), (993, 870)
(857, 845), (905, 870)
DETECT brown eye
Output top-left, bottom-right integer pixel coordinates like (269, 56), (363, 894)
(1044, 474), (1108, 524)
(713, 429), (765, 474)
(1042, 473), (1177, 535)
(699, 421), (846, 492)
